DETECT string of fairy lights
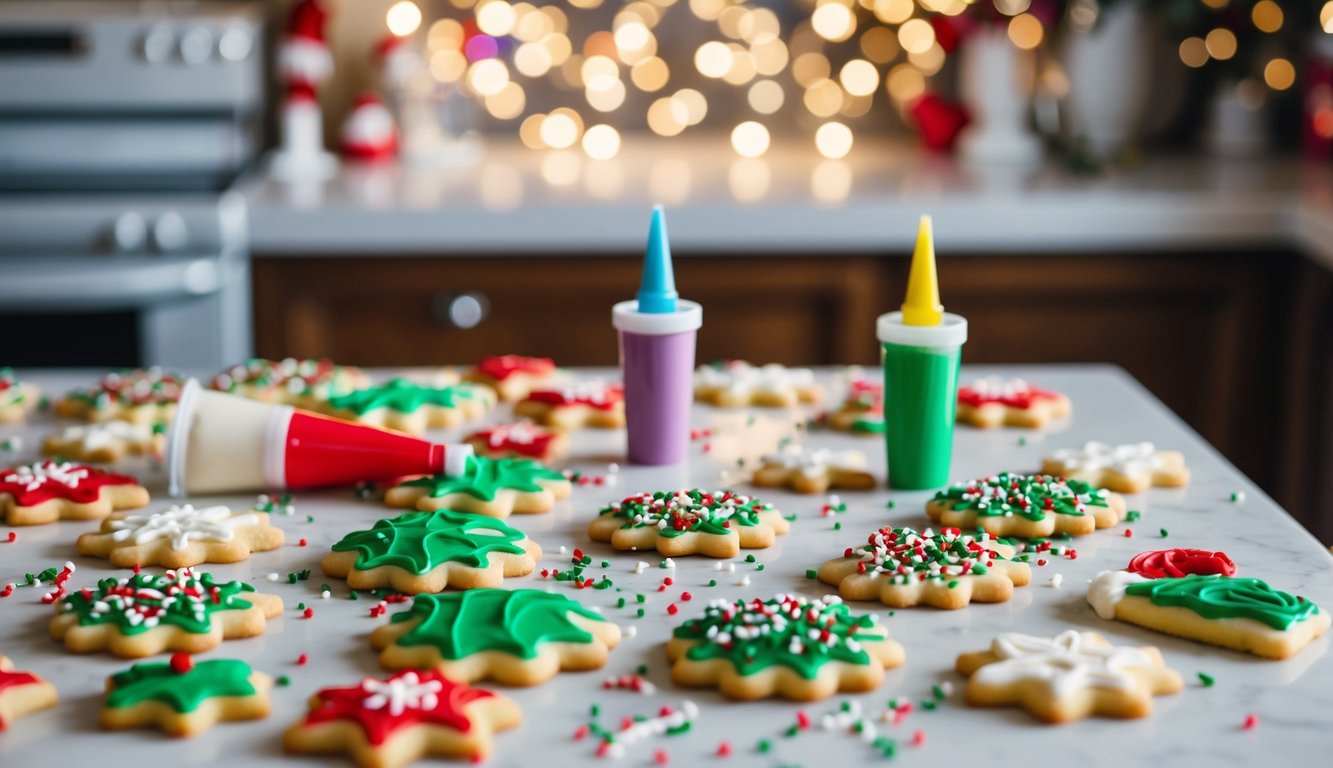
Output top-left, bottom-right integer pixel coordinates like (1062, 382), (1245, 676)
(380, 0), (1333, 159)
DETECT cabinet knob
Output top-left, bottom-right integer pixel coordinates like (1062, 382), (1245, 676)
(431, 292), (489, 329)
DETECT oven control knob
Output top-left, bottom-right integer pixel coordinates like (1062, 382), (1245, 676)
(178, 26), (214, 66)
(111, 212), (148, 253)
(140, 24), (174, 64)
(217, 26), (254, 62)
(152, 211), (189, 253)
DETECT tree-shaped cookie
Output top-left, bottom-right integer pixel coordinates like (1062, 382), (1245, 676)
(1042, 441), (1190, 493)
(955, 376), (1070, 429)
(0, 654), (58, 729)
(694, 361), (822, 408)
(827, 378), (884, 434)
(465, 421), (568, 462)
(667, 593), (904, 701)
(42, 420), (165, 463)
(51, 568), (283, 658)
(324, 378), (495, 434)
(323, 509), (542, 594)
(371, 589), (621, 686)
(955, 630), (1182, 723)
(77, 502), (285, 568)
(101, 654), (272, 737)
(463, 354), (559, 401)
(0, 367), (39, 423)
(751, 445), (876, 494)
(928, 472), (1126, 538)
(817, 526), (1031, 609)
(1, 460), (149, 526)
(512, 380), (626, 430)
(284, 669), (521, 767)
(55, 367), (184, 425)
(589, 489), (790, 558)
(210, 357), (370, 410)
(385, 455), (571, 517)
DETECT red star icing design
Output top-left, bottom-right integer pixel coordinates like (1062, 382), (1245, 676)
(958, 378), (1062, 410)
(0, 460), (140, 506)
(477, 355), (555, 381)
(526, 383), (623, 410)
(0, 663), (46, 731)
(300, 670), (494, 746)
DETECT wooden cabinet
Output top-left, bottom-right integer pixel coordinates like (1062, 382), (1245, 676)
(253, 249), (1329, 541)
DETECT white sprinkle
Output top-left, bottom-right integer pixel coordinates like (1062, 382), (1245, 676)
(662, 558), (676, 569)
(1048, 574), (1063, 588)
(558, 545), (568, 555)
(266, 572), (280, 582)
(724, 562), (735, 572)
(321, 590), (331, 599)
(634, 561), (649, 574)
(624, 625), (638, 638)
(1231, 491), (1246, 504)
(939, 681), (954, 696)
(588, 605), (603, 613)
(607, 463), (620, 474)
(736, 575), (751, 587)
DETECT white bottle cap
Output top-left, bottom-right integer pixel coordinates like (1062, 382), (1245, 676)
(612, 299), (703, 336)
(877, 311), (968, 348)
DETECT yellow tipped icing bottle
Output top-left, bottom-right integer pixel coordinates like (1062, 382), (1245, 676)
(879, 215), (968, 489)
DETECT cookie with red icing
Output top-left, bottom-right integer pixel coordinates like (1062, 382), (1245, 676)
(465, 420), (568, 462)
(0, 368), (39, 424)
(956, 377), (1070, 429)
(1, 460), (149, 526)
(513, 380), (626, 430)
(463, 354), (559, 401)
(283, 669), (520, 767)
(0, 654), (57, 730)
(827, 378), (884, 435)
(55, 367), (184, 425)
(100, 653), (272, 737)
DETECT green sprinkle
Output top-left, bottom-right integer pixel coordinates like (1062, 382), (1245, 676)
(600, 560), (610, 568)
(785, 724), (799, 738)
(805, 569), (818, 579)
(594, 577), (613, 590)
(840, 700), (853, 712)
(297, 602), (305, 611)
(1126, 510), (1142, 522)
(1017, 436), (1027, 446)
(590, 704), (600, 717)
(783, 513), (797, 522)
(757, 738), (772, 753)
(947, 580), (958, 589)
(932, 684), (946, 700)
(636, 664), (649, 675)
(885, 500), (895, 509)
(636, 593), (646, 604)
(736, 458), (745, 467)
(36, 567), (58, 582)
(659, 559), (670, 569)
(276, 675), (291, 687)
(1159, 528), (1169, 538)
(745, 554), (756, 563)
(348, 591), (359, 600)
(319, 583), (330, 592)
(880, 740), (897, 758)
(306, 515), (315, 523)
(1198, 672), (1215, 688)
(616, 597), (626, 608)
(921, 700), (937, 711)
(707, 579), (717, 587)
(755, 563), (765, 571)
(833, 522), (841, 531)
(636, 608), (645, 618)
(288, 573), (299, 584)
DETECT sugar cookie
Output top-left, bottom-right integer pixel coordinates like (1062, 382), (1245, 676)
(323, 509), (542, 594)
(51, 568), (283, 658)
(588, 489), (790, 558)
(817, 526), (1031, 609)
(101, 654), (271, 737)
(513, 381), (626, 430)
(42, 420), (164, 463)
(283, 669), (521, 767)
(56, 367), (184, 425)
(827, 379), (884, 434)
(694, 361), (821, 408)
(210, 357), (370, 409)
(370, 589), (621, 685)
(751, 445), (876, 494)
(76, 502), (285, 568)
(956, 630), (1181, 723)
(1042, 441), (1190, 494)
(463, 355), (559, 401)
(928, 472), (1126, 537)
(956, 377), (1070, 429)
(385, 456), (571, 517)
(1, 460), (149, 526)
(465, 421), (568, 462)
(0, 654), (58, 729)
(667, 594), (904, 701)
(0, 368), (39, 423)
(324, 378), (495, 434)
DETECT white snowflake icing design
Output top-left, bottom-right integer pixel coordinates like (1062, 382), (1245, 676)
(974, 630), (1152, 699)
(695, 362), (816, 397)
(361, 671), (444, 716)
(761, 445), (864, 477)
(3, 460), (90, 491)
(1048, 442), (1161, 476)
(485, 421), (545, 448)
(55, 421), (153, 451)
(965, 377), (1039, 400)
(109, 504), (259, 550)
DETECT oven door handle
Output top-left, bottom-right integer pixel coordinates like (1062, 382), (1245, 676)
(0, 256), (230, 310)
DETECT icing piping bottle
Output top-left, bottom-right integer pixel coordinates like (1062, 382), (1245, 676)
(166, 379), (472, 495)
(879, 215), (968, 489)
(613, 205), (703, 465)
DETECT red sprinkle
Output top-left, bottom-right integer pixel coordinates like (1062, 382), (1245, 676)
(680, 591), (693, 602)
(296, 653), (309, 666)
(298, 538), (308, 547)
(663, 577), (674, 586)
(1243, 714), (1259, 730)
(0, 584), (13, 598)
(716, 740), (732, 757)
(912, 729), (926, 746)
(1124, 528), (1134, 538)
(302, 607), (314, 619)
(666, 603), (679, 616)
(796, 710), (811, 730)
(653, 748), (669, 765)
(170, 652), (194, 674)
(573, 725), (590, 741)
(595, 741), (612, 758)
(4, 531), (15, 543)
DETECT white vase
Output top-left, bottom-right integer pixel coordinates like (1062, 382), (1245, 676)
(1061, 3), (1151, 158)
(957, 28), (1043, 166)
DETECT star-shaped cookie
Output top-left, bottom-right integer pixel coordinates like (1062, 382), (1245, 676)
(588, 489), (790, 558)
(751, 444), (876, 494)
(76, 503), (285, 568)
(323, 378), (495, 434)
(0, 654), (58, 729)
(928, 472), (1126, 538)
(512, 380), (626, 430)
(463, 354), (560, 401)
(42, 420), (165, 463)
(385, 455), (572, 517)
(55, 367), (184, 425)
(1, 459), (149, 526)
(694, 361), (822, 408)
(956, 377), (1070, 429)
(465, 420), (568, 462)
(1042, 441), (1190, 494)
(101, 655), (272, 737)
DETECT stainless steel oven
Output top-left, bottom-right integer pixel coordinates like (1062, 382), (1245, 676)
(0, 1), (265, 368)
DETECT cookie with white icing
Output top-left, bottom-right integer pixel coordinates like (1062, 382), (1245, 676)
(751, 444), (876, 494)
(0, 460), (149, 526)
(955, 630), (1182, 723)
(0, 653), (58, 729)
(100, 654), (272, 737)
(589, 489), (790, 558)
(0, 368), (39, 423)
(694, 361), (821, 408)
(51, 568), (283, 658)
(55, 367), (184, 425)
(1042, 441), (1190, 493)
(42, 420), (164, 464)
(283, 669), (521, 767)
(927, 472), (1126, 538)
(817, 526), (1031, 609)
(956, 377), (1070, 429)
(76, 503), (285, 568)
(513, 380), (626, 430)
(465, 420), (568, 462)
(1087, 557), (1330, 660)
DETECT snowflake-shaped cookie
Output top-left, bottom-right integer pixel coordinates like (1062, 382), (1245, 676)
(77, 503), (285, 568)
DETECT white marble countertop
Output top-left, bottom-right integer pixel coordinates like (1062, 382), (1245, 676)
(0, 365), (1330, 767)
(241, 138), (1333, 269)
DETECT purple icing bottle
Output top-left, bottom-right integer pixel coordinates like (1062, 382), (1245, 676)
(613, 206), (702, 465)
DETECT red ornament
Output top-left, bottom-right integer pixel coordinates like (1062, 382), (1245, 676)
(929, 16), (961, 54)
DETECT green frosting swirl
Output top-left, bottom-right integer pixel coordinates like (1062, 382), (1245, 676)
(331, 509), (528, 574)
(61, 570), (255, 636)
(1124, 574), (1320, 631)
(598, 489), (773, 538)
(933, 472), (1108, 521)
(389, 589), (609, 659)
(400, 455), (566, 502)
(327, 378), (490, 415)
(107, 659), (256, 712)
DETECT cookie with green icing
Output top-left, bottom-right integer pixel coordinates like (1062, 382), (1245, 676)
(588, 489), (790, 558)
(667, 593), (904, 700)
(385, 455), (571, 517)
(51, 567), (283, 658)
(928, 472), (1126, 538)
(370, 589), (622, 685)
(322, 509), (542, 594)
(1088, 569), (1331, 660)
(324, 378), (495, 435)
(101, 654), (273, 736)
